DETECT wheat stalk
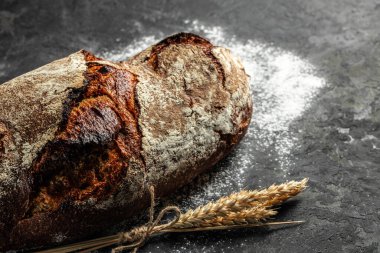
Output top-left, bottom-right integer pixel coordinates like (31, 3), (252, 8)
(37, 178), (308, 253)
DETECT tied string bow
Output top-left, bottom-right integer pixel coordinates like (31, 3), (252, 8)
(112, 186), (181, 253)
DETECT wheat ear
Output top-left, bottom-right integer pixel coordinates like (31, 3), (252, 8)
(174, 178), (308, 228)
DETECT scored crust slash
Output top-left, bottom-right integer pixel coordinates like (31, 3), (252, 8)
(0, 33), (252, 251)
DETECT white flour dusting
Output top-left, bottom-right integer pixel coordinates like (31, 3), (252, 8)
(100, 20), (325, 209)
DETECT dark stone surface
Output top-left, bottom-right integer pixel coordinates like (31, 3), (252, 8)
(1, 1), (379, 252)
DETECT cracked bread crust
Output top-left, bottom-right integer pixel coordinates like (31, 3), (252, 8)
(0, 51), (88, 246)
(0, 33), (252, 251)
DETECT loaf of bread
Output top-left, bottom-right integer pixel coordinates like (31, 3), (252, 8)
(0, 33), (252, 251)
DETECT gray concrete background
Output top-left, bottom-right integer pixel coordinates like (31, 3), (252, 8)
(0, 1), (379, 252)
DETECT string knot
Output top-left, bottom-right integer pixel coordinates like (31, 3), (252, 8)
(119, 226), (147, 244)
(113, 186), (181, 253)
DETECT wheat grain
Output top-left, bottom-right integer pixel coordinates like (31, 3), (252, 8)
(220, 178), (308, 207)
(204, 207), (277, 226)
(169, 206), (276, 229)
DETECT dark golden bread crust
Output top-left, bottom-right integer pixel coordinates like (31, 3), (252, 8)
(0, 33), (252, 251)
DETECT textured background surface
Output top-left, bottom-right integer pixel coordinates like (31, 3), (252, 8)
(1, 0), (380, 252)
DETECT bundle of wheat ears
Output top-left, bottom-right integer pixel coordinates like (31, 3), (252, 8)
(38, 178), (308, 253)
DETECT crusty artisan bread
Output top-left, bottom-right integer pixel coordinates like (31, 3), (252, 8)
(0, 33), (252, 251)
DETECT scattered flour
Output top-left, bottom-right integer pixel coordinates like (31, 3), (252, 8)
(52, 233), (67, 243)
(361, 134), (379, 150)
(101, 19), (326, 212)
(337, 127), (350, 134)
(361, 134), (377, 141)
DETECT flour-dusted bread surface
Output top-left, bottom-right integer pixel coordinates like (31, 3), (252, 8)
(0, 33), (252, 251)
(129, 39), (251, 193)
(0, 51), (88, 242)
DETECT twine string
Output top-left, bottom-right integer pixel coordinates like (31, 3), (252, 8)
(112, 186), (181, 253)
